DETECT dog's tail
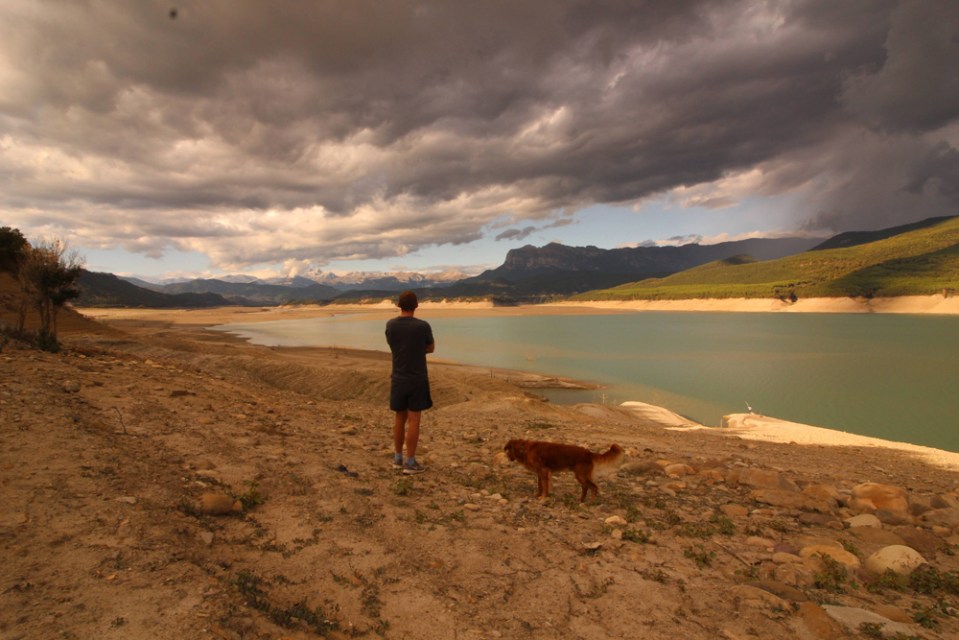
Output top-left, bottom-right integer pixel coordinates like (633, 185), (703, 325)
(593, 444), (624, 474)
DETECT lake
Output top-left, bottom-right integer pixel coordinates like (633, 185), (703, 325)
(215, 311), (959, 453)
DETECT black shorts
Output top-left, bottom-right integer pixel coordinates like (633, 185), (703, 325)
(390, 378), (433, 412)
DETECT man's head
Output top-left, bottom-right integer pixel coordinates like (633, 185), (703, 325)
(397, 290), (418, 312)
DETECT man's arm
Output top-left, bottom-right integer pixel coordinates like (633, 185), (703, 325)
(425, 341), (435, 354)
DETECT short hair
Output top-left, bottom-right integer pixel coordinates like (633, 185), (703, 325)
(397, 290), (418, 311)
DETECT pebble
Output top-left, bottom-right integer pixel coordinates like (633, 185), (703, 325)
(199, 493), (242, 515)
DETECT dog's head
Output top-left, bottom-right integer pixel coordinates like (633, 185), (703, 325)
(503, 439), (527, 462)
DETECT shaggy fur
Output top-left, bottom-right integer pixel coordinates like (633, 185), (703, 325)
(503, 439), (624, 502)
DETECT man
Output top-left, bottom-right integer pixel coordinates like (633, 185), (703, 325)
(385, 290), (434, 475)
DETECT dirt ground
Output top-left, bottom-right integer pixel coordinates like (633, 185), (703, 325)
(2, 304), (959, 639)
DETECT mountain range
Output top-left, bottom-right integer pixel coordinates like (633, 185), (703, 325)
(76, 235), (822, 307)
(74, 216), (957, 307)
(580, 215), (959, 301)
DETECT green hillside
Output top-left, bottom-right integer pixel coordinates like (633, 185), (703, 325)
(576, 215), (959, 301)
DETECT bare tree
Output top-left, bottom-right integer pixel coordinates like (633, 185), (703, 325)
(17, 240), (84, 350)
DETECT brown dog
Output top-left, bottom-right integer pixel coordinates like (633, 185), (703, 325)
(504, 439), (624, 502)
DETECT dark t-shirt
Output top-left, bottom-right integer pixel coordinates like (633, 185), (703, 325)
(385, 316), (434, 381)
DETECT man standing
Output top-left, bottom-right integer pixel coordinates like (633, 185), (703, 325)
(386, 291), (434, 475)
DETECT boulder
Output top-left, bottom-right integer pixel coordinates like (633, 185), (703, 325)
(850, 482), (909, 515)
(863, 545), (926, 576)
(821, 605), (922, 637)
(802, 483), (841, 507)
(736, 468), (799, 492)
(800, 545), (861, 570)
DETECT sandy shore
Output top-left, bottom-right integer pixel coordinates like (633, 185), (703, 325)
(6, 301), (959, 638)
(77, 293), (959, 328)
(77, 301), (959, 469)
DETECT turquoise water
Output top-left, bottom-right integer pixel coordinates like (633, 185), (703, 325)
(216, 312), (959, 452)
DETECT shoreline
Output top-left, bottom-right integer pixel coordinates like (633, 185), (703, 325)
(547, 293), (959, 314)
(76, 301), (959, 468)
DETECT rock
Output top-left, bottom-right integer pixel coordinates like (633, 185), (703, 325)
(750, 488), (826, 512)
(850, 482), (909, 515)
(920, 507), (959, 528)
(821, 605), (922, 637)
(931, 493), (959, 510)
(745, 536), (776, 549)
(720, 504), (749, 518)
(863, 545), (926, 576)
(698, 468), (725, 482)
(844, 513), (881, 528)
(908, 495), (933, 517)
(772, 552), (802, 564)
(730, 585), (789, 611)
(774, 562), (817, 588)
(874, 508), (912, 526)
(664, 463), (694, 478)
(847, 527), (905, 546)
(799, 545), (861, 570)
(115, 496), (137, 505)
(735, 468), (799, 492)
(62, 380), (81, 393)
(773, 542), (800, 556)
(802, 483), (841, 507)
(199, 492), (242, 515)
(604, 515), (628, 527)
(872, 604), (912, 624)
(893, 526), (945, 558)
(796, 602), (844, 640)
(197, 531), (215, 546)
(747, 580), (809, 602)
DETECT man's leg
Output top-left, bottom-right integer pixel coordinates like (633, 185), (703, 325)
(393, 410), (407, 457)
(405, 410), (421, 459)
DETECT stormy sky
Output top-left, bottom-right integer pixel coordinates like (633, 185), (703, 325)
(1, 0), (957, 279)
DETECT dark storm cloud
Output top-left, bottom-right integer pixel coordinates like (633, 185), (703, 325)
(495, 227), (537, 242)
(0, 0), (956, 269)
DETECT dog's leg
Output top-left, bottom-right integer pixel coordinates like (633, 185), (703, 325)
(537, 469), (551, 498)
(575, 467), (600, 503)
